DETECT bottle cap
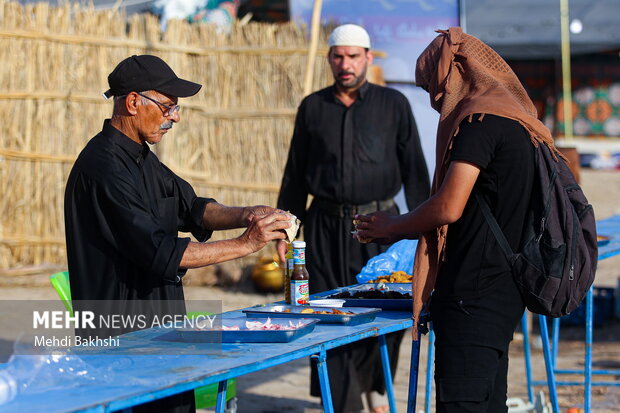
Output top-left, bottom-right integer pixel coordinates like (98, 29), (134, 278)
(292, 241), (306, 248)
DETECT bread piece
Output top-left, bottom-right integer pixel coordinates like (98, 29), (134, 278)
(352, 219), (373, 243)
(283, 214), (301, 243)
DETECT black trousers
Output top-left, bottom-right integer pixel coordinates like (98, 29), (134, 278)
(430, 273), (524, 413)
(434, 344), (509, 413)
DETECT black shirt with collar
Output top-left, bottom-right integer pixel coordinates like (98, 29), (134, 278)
(277, 81), (430, 221)
(276, 82), (430, 413)
(64, 120), (214, 335)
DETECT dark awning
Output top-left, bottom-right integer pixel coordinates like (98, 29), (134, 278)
(464, 0), (620, 59)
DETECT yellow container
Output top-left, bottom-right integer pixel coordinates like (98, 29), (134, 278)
(251, 255), (284, 292)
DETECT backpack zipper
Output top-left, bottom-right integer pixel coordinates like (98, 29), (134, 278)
(457, 300), (472, 316)
(578, 204), (593, 220)
(569, 206), (579, 281)
(536, 169), (557, 243)
(536, 217), (545, 242)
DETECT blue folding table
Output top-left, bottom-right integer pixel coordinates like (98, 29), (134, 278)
(0, 307), (416, 412)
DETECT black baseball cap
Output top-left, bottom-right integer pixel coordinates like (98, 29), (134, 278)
(103, 55), (202, 99)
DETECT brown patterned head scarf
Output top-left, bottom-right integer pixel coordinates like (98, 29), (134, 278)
(410, 27), (560, 339)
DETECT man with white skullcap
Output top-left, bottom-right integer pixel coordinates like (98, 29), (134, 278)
(276, 24), (430, 413)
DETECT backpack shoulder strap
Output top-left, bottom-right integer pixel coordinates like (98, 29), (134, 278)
(475, 193), (516, 262)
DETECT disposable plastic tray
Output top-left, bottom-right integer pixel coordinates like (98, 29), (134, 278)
(243, 305), (380, 326)
(174, 317), (318, 343)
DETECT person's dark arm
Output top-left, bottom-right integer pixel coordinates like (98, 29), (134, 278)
(357, 114), (502, 243)
(355, 161), (480, 243)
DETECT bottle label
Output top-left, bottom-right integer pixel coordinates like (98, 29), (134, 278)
(293, 248), (305, 264)
(285, 257), (294, 304)
(291, 280), (309, 305)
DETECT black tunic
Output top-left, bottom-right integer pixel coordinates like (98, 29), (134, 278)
(64, 120), (214, 413)
(430, 115), (531, 412)
(277, 82), (430, 412)
(432, 115), (531, 350)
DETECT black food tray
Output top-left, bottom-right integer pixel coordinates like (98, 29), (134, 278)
(322, 284), (412, 311)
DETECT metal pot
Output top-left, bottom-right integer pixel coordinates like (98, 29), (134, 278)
(250, 255), (284, 292)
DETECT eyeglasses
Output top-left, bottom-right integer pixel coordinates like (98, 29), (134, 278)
(136, 92), (181, 116)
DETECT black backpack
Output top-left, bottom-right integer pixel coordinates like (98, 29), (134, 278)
(476, 143), (598, 318)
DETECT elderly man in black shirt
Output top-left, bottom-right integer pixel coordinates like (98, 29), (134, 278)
(64, 55), (290, 413)
(276, 25), (430, 413)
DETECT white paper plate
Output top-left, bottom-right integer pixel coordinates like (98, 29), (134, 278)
(308, 299), (346, 307)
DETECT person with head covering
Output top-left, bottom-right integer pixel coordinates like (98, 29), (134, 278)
(276, 24), (430, 413)
(355, 27), (564, 412)
(65, 55), (290, 413)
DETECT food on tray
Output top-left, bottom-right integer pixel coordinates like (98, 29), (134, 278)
(220, 318), (305, 331)
(300, 308), (354, 315)
(328, 289), (412, 299)
(351, 219), (373, 243)
(277, 307), (355, 315)
(368, 271), (412, 283)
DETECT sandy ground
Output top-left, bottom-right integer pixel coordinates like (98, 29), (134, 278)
(0, 169), (619, 412)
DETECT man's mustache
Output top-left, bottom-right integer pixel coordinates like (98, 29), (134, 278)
(160, 121), (173, 130)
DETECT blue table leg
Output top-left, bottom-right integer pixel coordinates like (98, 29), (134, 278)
(521, 312), (534, 404)
(407, 330), (422, 413)
(312, 349), (334, 413)
(538, 315), (560, 413)
(378, 335), (397, 413)
(585, 287), (593, 413)
(552, 317), (560, 368)
(424, 326), (435, 413)
(215, 379), (228, 413)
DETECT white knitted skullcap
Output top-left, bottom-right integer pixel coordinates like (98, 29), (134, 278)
(328, 24), (371, 49)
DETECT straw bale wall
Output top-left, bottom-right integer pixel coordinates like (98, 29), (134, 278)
(0, 0), (333, 274)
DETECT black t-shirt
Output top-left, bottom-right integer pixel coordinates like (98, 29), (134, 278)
(434, 114), (535, 301)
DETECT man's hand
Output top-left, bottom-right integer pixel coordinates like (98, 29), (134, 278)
(353, 211), (398, 245)
(243, 205), (285, 226)
(239, 211), (290, 254)
(276, 239), (288, 263)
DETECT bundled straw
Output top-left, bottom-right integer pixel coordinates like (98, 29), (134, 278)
(0, 0), (332, 272)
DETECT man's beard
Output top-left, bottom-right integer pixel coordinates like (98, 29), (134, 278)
(337, 73), (363, 89)
(335, 66), (368, 89)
